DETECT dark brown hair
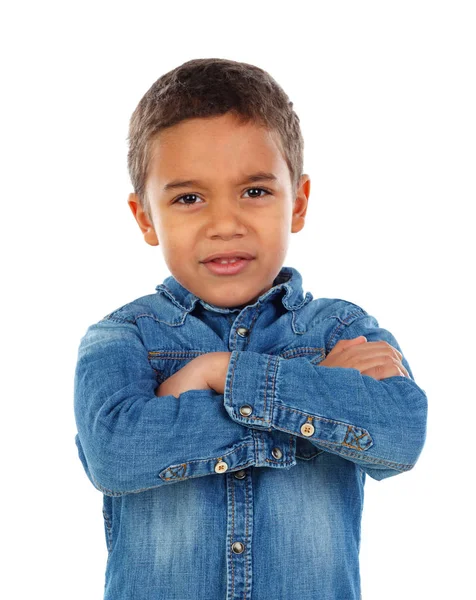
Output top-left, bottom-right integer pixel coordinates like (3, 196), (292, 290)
(127, 58), (304, 215)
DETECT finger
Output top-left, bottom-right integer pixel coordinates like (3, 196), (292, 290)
(354, 355), (404, 375)
(342, 340), (403, 363)
(361, 361), (409, 380)
(333, 336), (367, 352)
(365, 341), (403, 361)
(399, 363), (410, 378)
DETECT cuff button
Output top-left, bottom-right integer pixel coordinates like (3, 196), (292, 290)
(215, 460), (228, 473)
(301, 422), (315, 437)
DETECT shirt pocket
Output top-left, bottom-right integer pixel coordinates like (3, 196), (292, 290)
(148, 349), (205, 385)
(295, 437), (324, 461)
(278, 345), (326, 461)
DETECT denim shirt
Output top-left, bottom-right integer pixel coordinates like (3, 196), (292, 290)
(74, 265), (427, 600)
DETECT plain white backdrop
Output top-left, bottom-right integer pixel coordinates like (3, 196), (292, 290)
(1, 1), (474, 598)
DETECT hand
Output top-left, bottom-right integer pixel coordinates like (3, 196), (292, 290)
(320, 336), (410, 381)
(200, 352), (231, 395)
(155, 352), (231, 398)
(155, 354), (211, 398)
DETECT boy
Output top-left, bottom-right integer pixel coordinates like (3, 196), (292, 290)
(74, 58), (427, 600)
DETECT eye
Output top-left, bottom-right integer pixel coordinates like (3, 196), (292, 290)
(243, 187), (271, 198)
(173, 194), (203, 206)
(172, 187), (271, 207)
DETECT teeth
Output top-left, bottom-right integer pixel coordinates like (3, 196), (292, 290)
(214, 257), (239, 264)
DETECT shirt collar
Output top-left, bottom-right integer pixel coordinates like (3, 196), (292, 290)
(155, 265), (310, 315)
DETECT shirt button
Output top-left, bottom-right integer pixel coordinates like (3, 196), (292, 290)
(215, 460), (228, 473)
(301, 422), (315, 437)
(271, 447), (283, 459)
(234, 469), (247, 479)
(237, 327), (249, 337)
(239, 404), (253, 416)
(232, 541), (245, 554)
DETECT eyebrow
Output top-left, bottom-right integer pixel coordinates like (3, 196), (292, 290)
(162, 171), (278, 192)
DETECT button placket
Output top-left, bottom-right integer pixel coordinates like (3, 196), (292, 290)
(226, 469), (253, 599)
(225, 315), (255, 598)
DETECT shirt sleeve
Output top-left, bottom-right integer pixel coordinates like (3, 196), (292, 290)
(223, 313), (428, 481)
(74, 318), (263, 496)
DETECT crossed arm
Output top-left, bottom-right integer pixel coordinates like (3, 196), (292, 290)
(75, 316), (426, 495)
(156, 335), (410, 398)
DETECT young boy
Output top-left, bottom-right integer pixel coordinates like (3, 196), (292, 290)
(74, 58), (427, 600)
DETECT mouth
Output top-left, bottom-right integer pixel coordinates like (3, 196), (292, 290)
(201, 257), (254, 276)
(201, 251), (255, 263)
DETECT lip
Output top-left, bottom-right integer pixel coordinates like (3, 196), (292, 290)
(201, 250), (255, 263)
(202, 257), (253, 276)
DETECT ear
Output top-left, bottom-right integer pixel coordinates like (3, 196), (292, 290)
(127, 193), (159, 246)
(291, 175), (310, 233)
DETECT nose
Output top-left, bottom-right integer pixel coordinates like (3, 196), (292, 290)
(205, 198), (248, 240)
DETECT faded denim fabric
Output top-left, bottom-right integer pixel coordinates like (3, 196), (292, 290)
(74, 265), (427, 600)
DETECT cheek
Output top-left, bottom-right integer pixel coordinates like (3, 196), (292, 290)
(261, 214), (290, 239)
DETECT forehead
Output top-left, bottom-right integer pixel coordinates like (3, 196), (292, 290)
(147, 113), (289, 184)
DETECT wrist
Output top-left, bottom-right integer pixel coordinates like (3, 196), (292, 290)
(206, 352), (231, 394)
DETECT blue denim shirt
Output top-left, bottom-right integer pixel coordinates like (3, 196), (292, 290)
(74, 265), (427, 600)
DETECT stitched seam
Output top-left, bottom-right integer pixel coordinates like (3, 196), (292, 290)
(275, 403), (368, 428)
(165, 442), (255, 467)
(244, 473), (250, 600)
(279, 346), (325, 359)
(263, 355), (271, 415)
(231, 310), (261, 347)
(245, 310), (261, 337)
(327, 310), (366, 351)
(102, 509), (113, 552)
(148, 350), (204, 358)
(230, 357), (270, 422)
(317, 440), (413, 470)
(162, 464), (187, 480)
(230, 477), (235, 596)
(162, 460), (256, 481)
(90, 443), (255, 495)
(229, 352), (238, 409)
(270, 356), (278, 423)
(136, 313), (187, 326)
(102, 315), (136, 324)
(273, 424), (412, 470)
(264, 457), (294, 465)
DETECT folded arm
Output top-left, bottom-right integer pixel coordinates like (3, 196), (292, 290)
(223, 314), (428, 480)
(74, 318), (261, 496)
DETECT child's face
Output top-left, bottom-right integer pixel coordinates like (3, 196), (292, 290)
(128, 111), (310, 309)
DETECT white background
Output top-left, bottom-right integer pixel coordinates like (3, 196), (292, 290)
(1, 1), (474, 598)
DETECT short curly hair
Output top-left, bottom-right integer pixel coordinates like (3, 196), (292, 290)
(127, 58), (305, 216)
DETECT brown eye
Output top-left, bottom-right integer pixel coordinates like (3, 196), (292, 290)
(244, 188), (270, 198)
(174, 194), (203, 206)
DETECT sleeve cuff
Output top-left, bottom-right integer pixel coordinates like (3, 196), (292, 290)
(223, 350), (277, 430)
(223, 351), (373, 453)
